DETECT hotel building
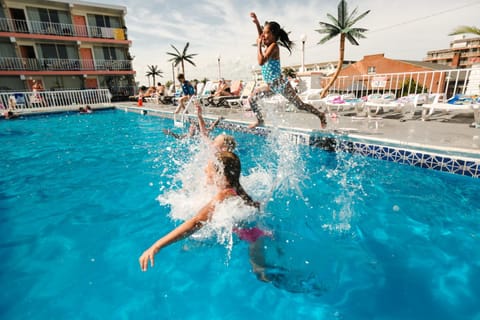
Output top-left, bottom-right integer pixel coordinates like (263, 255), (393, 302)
(424, 35), (480, 69)
(0, 0), (135, 100)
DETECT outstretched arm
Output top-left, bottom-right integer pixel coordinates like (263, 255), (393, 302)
(139, 189), (236, 271)
(162, 128), (185, 139)
(250, 12), (263, 36)
(195, 102), (209, 138)
(139, 196), (218, 271)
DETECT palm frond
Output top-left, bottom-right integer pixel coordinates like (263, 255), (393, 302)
(317, 33), (338, 44)
(348, 9), (371, 27)
(183, 57), (197, 67)
(325, 13), (339, 26)
(449, 25), (480, 36)
(338, 0), (348, 27)
(169, 44), (181, 55)
(182, 42), (190, 56)
(345, 33), (360, 46)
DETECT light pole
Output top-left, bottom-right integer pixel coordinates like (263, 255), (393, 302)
(217, 54), (221, 80)
(171, 62), (175, 92)
(300, 34), (306, 72)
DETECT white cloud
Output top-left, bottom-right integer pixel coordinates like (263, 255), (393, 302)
(98, 0), (480, 85)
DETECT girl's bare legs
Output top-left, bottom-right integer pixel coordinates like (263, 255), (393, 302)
(280, 81), (327, 128)
(247, 88), (274, 129)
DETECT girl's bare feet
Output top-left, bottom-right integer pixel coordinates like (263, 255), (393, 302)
(248, 119), (264, 129)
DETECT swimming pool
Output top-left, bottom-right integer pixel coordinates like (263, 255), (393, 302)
(1, 110), (479, 319)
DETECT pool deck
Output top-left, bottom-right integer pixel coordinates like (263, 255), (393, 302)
(115, 101), (480, 159)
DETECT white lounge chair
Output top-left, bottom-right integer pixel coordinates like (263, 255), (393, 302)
(197, 81), (216, 107)
(323, 93), (365, 116)
(364, 93), (425, 119)
(421, 93), (479, 126)
(225, 80), (256, 109)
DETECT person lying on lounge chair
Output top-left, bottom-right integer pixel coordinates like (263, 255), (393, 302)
(213, 79), (232, 97)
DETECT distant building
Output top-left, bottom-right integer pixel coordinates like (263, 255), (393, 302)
(424, 35), (480, 69)
(0, 0), (136, 100)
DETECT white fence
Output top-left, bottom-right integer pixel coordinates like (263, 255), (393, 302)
(322, 67), (478, 99)
(1, 89), (112, 114)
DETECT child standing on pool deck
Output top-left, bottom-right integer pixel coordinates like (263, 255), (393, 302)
(248, 12), (327, 129)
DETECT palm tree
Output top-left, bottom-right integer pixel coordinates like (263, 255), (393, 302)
(449, 25), (480, 37)
(145, 65), (163, 86)
(166, 42), (197, 78)
(316, 0), (370, 98)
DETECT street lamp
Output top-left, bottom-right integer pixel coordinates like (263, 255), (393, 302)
(217, 54), (221, 80)
(171, 62), (175, 91)
(300, 34), (307, 72)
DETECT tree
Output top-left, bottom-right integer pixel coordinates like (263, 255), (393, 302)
(316, 0), (370, 98)
(166, 42), (197, 78)
(282, 67), (297, 79)
(401, 78), (425, 95)
(449, 26), (480, 37)
(145, 65), (163, 86)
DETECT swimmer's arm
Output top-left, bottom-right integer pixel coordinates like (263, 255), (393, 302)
(195, 103), (209, 138)
(139, 193), (226, 271)
(162, 129), (184, 139)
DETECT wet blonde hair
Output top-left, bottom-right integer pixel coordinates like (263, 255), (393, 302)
(214, 134), (236, 152)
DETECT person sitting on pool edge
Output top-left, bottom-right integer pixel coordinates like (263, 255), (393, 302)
(139, 151), (262, 272)
(174, 74), (195, 114)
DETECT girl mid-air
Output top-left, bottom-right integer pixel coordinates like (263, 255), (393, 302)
(248, 12), (327, 129)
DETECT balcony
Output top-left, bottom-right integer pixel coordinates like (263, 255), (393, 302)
(0, 57), (132, 72)
(0, 18), (126, 40)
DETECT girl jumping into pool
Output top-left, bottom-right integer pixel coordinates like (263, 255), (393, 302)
(139, 151), (268, 271)
(247, 12), (327, 129)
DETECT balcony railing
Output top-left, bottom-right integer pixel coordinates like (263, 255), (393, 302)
(0, 89), (112, 112)
(0, 17), (126, 40)
(0, 57), (132, 72)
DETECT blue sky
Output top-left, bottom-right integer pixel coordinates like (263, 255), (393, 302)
(96, 0), (480, 85)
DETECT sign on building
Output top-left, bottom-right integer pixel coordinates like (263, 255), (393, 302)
(371, 76), (387, 88)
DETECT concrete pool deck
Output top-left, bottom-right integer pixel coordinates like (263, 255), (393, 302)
(115, 101), (480, 159)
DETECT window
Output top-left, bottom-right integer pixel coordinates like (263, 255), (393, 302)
(41, 44), (68, 59)
(367, 66), (376, 74)
(95, 15), (111, 28)
(38, 8), (60, 23)
(102, 47), (117, 60)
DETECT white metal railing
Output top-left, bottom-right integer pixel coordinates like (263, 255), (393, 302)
(322, 68), (475, 99)
(0, 57), (132, 71)
(0, 17), (126, 40)
(0, 89), (112, 112)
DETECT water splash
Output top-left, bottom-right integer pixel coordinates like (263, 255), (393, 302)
(323, 149), (367, 232)
(157, 139), (258, 259)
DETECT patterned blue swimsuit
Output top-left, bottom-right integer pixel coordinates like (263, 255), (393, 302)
(261, 59), (286, 93)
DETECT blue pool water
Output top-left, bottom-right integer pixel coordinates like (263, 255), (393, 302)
(1, 110), (479, 320)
